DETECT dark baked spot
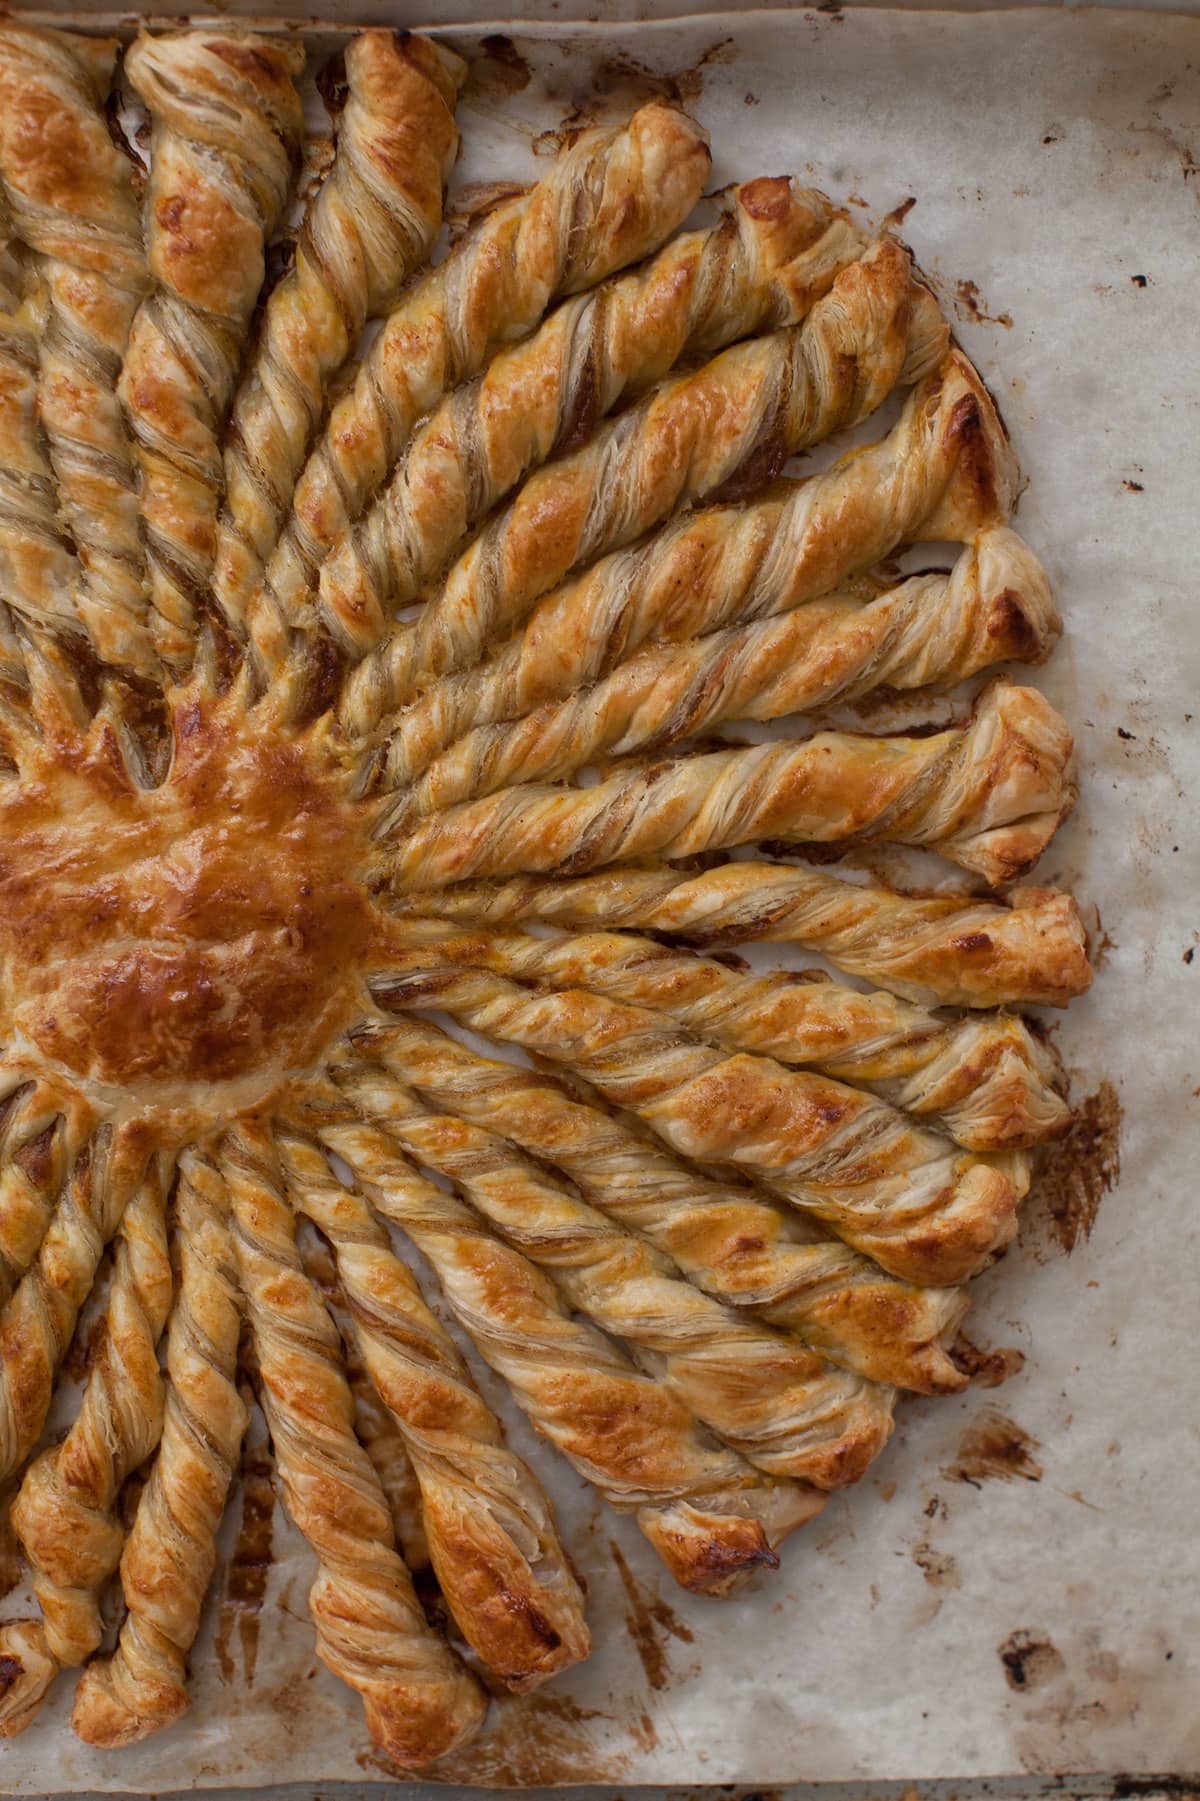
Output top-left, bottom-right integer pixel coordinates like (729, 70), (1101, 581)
(998, 1629), (1065, 1691)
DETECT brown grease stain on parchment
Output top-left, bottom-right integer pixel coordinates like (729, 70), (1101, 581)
(214, 1439), (276, 1686)
(405, 1690), (620, 1787)
(1021, 1081), (1122, 1258)
(945, 1407), (1044, 1486)
(610, 1536), (695, 1691)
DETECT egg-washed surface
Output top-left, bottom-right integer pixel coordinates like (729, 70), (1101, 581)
(1, 5), (1193, 1792)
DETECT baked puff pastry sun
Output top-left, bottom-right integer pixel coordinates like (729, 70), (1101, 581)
(0, 21), (1091, 1769)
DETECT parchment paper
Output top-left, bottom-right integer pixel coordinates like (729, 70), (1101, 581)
(3, 7), (1198, 1788)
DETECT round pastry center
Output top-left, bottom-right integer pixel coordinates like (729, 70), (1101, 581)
(0, 698), (374, 1112)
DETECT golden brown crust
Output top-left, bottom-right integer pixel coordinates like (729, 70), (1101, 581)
(369, 964), (1021, 1288)
(346, 1017), (968, 1394)
(332, 1032), (893, 1491)
(277, 1120), (590, 1691)
(214, 31), (464, 629)
(120, 29), (305, 667)
(301, 182), (864, 659)
(11, 1155), (171, 1682)
(379, 680), (1075, 892)
(0, 695), (373, 1114)
(401, 866), (1093, 1010)
(319, 1073), (823, 1594)
(71, 1153), (247, 1747)
(384, 527), (1055, 825)
(363, 347), (1016, 778)
(390, 923), (1069, 1152)
(220, 1123), (487, 1767)
(336, 239), (947, 690)
(261, 101), (712, 627)
(0, 27), (152, 671)
(0, 1120), (147, 1489)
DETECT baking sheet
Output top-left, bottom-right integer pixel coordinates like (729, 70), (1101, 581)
(3, 6), (1199, 1789)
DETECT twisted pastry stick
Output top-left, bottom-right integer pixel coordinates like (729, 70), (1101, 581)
(392, 923), (1069, 1151)
(0, 27), (152, 670)
(359, 343), (1013, 757)
(262, 100), (712, 622)
(318, 1077), (824, 1594)
(0, 1078), (89, 1308)
(277, 1121), (590, 1691)
(387, 527), (1055, 820)
(0, 196), (83, 648)
(72, 1153), (246, 1747)
(362, 1017), (967, 1394)
(308, 180), (865, 657)
(9, 1155), (170, 1694)
(214, 31), (464, 629)
(221, 1124), (487, 1765)
(381, 679), (1075, 891)
(120, 29), (305, 667)
(328, 1040), (893, 1491)
(0, 1118), (143, 1489)
(296, 1226), (430, 1574)
(371, 966), (1020, 1287)
(337, 238), (948, 691)
(394, 864), (1091, 1009)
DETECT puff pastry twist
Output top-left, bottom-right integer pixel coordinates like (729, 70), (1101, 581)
(370, 966), (1022, 1287)
(214, 31), (464, 630)
(275, 1118), (591, 1693)
(0, 28), (152, 670)
(391, 923), (1069, 1152)
(327, 1034), (893, 1491)
(0, 1121), (144, 1490)
(386, 528), (1055, 823)
(321, 1069), (825, 1594)
(309, 181), (865, 657)
(120, 29), (305, 668)
(0, 1079), (91, 1309)
(71, 1153), (247, 1746)
(339, 238), (948, 706)
(0, 192), (84, 653)
(401, 864), (1092, 1010)
(360, 344), (1013, 764)
(220, 1123), (487, 1767)
(363, 1017), (967, 1394)
(10, 1156), (170, 1691)
(262, 101), (712, 624)
(381, 678), (1075, 891)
